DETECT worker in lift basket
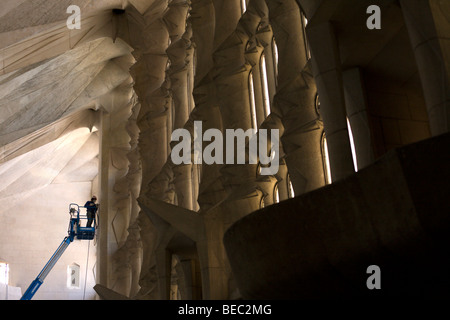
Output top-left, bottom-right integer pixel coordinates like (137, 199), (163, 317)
(84, 196), (98, 228)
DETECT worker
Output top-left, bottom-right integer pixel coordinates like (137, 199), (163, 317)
(84, 196), (98, 228)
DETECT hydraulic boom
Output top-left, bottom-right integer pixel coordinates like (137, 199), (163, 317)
(20, 203), (96, 300)
(21, 236), (72, 300)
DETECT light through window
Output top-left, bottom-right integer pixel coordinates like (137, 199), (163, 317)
(67, 264), (80, 289)
(287, 175), (295, 198)
(272, 38), (279, 80)
(323, 134), (332, 184)
(0, 262), (9, 285)
(347, 117), (358, 172)
(274, 184), (280, 203)
(260, 54), (271, 117)
(241, 0), (247, 14)
(249, 72), (258, 130)
(301, 12), (311, 60)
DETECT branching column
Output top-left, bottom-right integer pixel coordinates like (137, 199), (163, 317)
(126, 1), (172, 299)
(400, 0), (450, 136)
(265, 0), (325, 194)
(306, 21), (355, 182)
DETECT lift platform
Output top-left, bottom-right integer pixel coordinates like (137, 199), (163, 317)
(21, 203), (97, 300)
(68, 203), (96, 241)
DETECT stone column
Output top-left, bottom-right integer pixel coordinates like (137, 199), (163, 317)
(166, 6), (195, 211)
(191, 0), (216, 84)
(191, 0), (267, 299)
(190, 0), (226, 212)
(125, 97), (144, 297)
(242, 1), (281, 205)
(98, 109), (112, 288)
(212, 0), (260, 196)
(265, 0), (325, 194)
(127, 4), (171, 188)
(400, 0), (450, 136)
(96, 73), (143, 296)
(109, 91), (143, 298)
(306, 21), (355, 182)
(275, 159), (289, 201)
(343, 67), (375, 170)
(172, 165), (194, 210)
(131, 0), (224, 300)
(191, 81), (226, 211)
(212, 0), (242, 50)
(125, 1), (173, 299)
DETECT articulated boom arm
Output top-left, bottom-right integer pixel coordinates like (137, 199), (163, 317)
(21, 236), (72, 300)
(20, 203), (96, 300)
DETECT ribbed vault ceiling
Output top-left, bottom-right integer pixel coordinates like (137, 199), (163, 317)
(0, 0), (147, 215)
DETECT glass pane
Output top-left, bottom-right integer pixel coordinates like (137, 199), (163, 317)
(347, 117), (358, 172)
(241, 0), (247, 14)
(0, 263), (9, 285)
(67, 264), (80, 289)
(249, 72), (258, 130)
(272, 38), (279, 79)
(260, 54), (271, 117)
(323, 135), (332, 184)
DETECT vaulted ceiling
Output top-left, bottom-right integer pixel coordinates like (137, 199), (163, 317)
(0, 0), (146, 214)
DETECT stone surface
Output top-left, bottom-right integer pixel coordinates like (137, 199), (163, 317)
(224, 132), (450, 299)
(0, 0), (449, 300)
(94, 284), (131, 300)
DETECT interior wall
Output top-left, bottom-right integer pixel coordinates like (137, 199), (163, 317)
(0, 182), (97, 300)
(0, 124), (100, 300)
(364, 73), (431, 158)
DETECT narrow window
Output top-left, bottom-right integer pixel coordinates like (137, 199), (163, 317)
(0, 262), (9, 285)
(241, 0), (247, 14)
(193, 47), (197, 77)
(347, 117), (358, 172)
(287, 175), (295, 198)
(317, 94), (332, 184)
(322, 133), (332, 184)
(248, 72), (258, 130)
(67, 264), (81, 289)
(273, 184), (280, 203)
(301, 11), (311, 60)
(315, 92), (321, 117)
(197, 163), (202, 184)
(272, 37), (279, 81)
(260, 54), (271, 117)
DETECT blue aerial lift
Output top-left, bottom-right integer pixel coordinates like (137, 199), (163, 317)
(20, 203), (97, 300)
